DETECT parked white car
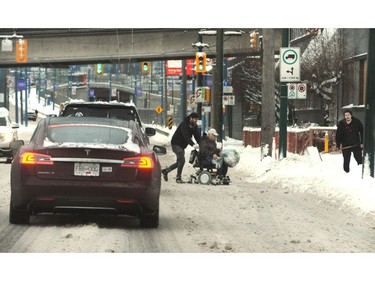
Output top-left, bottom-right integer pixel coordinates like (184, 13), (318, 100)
(0, 107), (19, 163)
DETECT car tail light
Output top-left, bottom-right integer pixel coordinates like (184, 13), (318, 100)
(21, 152), (54, 165)
(121, 156), (154, 169)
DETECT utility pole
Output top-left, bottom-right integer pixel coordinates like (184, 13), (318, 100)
(260, 28), (276, 157)
(279, 28), (289, 159)
(364, 28), (375, 177)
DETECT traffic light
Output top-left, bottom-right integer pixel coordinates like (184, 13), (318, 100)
(16, 39), (28, 63)
(249, 32), (259, 51)
(195, 52), (206, 73)
(95, 64), (104, 76)
(142, 61), (151, 74)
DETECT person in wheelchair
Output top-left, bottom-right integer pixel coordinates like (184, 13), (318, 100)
(199, 128), (229, 181)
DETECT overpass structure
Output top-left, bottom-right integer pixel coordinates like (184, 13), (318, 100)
(0, 28), (257, 141)
(0, 28), (255, 67)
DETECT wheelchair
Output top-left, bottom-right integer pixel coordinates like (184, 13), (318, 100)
(187, 149), (230, 185)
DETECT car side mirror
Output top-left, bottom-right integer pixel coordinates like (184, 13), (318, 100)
(153, 145), (167, 155)
(145, 127), (156, 137)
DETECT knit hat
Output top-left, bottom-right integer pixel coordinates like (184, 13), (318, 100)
(189, 112), (199, 119)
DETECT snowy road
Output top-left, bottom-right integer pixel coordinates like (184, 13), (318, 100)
(0, 131), (374, 253)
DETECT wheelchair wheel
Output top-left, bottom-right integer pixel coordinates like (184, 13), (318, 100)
(198, 171), (212, 185)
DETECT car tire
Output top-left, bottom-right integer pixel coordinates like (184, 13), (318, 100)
(9, 203), (30, 225)
(140, 209), (159, 228)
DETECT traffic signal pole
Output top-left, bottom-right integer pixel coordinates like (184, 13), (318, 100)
(163, 60), (168, 127)
(181, 60), (187, 123)
(196, 33), (203, 121)
(216, 29), (224, 142)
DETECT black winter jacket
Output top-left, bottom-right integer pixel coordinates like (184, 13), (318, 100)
(199, 135), (220, 161)
(171, 116), (201, 149)
(336, 116), (364, 148)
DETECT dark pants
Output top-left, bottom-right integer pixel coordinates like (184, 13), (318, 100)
(200, 158), (228, 177)
(167, 145), (185, 179)
(217, 161), (228, 177)
(342, 146), (362, 173)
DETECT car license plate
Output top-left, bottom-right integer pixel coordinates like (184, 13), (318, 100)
(74, 163), (100, 176)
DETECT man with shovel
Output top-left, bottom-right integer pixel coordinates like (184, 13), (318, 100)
(335, 108), (364, 173)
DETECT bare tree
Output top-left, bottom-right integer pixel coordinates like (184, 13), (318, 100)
(232, 59), (262, 106)
(301, 29), (344, 125)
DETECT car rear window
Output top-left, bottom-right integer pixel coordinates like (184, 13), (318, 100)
(62, 106), (136, 121)
(48, 124), (129, 145)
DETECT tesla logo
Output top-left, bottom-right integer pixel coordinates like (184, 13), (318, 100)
(84, 149), (91, 156)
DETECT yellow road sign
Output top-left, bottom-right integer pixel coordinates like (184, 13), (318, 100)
(155, 106), (163, 114)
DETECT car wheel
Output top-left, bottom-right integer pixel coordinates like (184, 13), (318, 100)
(6, 157), (12, 164)
(9, 203), (30, 225)
(140, 210), (159, 228)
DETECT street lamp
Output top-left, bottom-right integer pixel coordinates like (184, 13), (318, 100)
(0, 32), (24, 52)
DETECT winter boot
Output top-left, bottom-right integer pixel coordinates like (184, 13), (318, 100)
(161, 168), (169, 182)
(176, 177), (186, 184)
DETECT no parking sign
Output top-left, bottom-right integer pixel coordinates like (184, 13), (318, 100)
(287, 83), (307, 99)
(297, 83), (306, 99)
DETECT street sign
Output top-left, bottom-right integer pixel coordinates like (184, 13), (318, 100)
(223, 95), (229, 105)
(223, 95), (235, 105)
(287, 83), (296, 99)
(189, 95), (196, 107)
(155, 105), (163, 114)
(17, 79), (26, 91)
(297, 83), (307, 99)
(167, 104), (174, 115)
(202, 106), (211, 113)
(228, 95), (235, 106)
(287, 83), (307, 99)
(89, 89), (95, 98)
(280, 47), (300, 82)
(195, 87), (205, 103)
(223, 85), (233, 93)
(111, 88), (117, 97)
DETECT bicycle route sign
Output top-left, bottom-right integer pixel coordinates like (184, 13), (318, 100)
(280, 47), (301, 82)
